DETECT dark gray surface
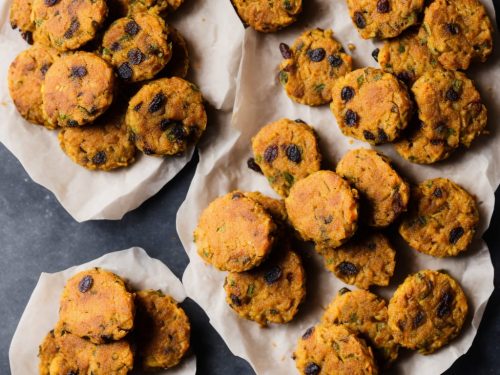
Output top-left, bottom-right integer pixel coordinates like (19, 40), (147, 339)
(0, 142), (499, 375)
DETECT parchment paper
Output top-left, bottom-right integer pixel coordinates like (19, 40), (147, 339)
(0, 0), (244, 222)
(9, 247), (196, 375)
(177, 1), (499, 374)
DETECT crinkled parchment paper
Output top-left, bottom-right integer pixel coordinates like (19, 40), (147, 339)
(0, 0), (243, 222)
(177, 1), (498, 374)
(9, 247), (195, 375)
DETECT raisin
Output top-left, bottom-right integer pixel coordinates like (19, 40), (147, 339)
(377, 0), (390, 13)
(302, 327), (314, 339)
(338, 287), (351, 295)
(148, 93), (165, 113)
(279, 43), (292, 59)
(78, 275), (93, 293)
(445, 88), (460, 102)
(67, 119), (79, 127)
(372, 48), (380, 62)
(67, 371), (78, 375)
(449, 227), (464, 244)
(412, 310), (426, 328)
(44, 0), (58, 6)
(133, 102), (143, 111)
(430, 138), (444, 145)
(128, 48), (144, 65)
(92, 151), (107, 165)
(363, 130), (375, 141)
(446, 23), (460, 35)
(110, 42), (121, 51)
(433, 187), (443, 198)
(295, 118), (306, 124)
(328, 54), (343, 67)
(232, 192), (243, 199)
(285, 144), (301, 163)
(354, 11), (366, 29)
(397, 71), (412, 85)
(344, 109), (359, 127)
(117, 62), (133, 80)
(264, 144), (278, 163)
(40, 64), (50, 76)
(378, 128), (388, 142)
(70, 66), (87, 78)
(307, 48), (326, 62)
(397, 319), (406, 331)
(437, 290), (454, 318)
(337, 261), (358, 276)
(305, 363), (320, 375)
(64, 18), (80, 39)
(168, 123), (186, 141)
(143, 147), (155, 155)
(159, 119), (181, 133)
(341, 86), (354, 102)
(230, 294), (242, 306)
(125, 20), (140, 36)
(21, 31), (33, 44)
(264, 266), (282, 284)
(247, 158), (262, 173)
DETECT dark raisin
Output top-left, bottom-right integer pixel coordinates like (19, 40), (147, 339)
(264, 144), (278, 163)
(449, 227), (464, 244)
(70, 66), (87, 78)
(128, 48), (144, 65)
(110, 42), (121, 51)
(397, 319), (406, 331)
(247, 158), (263, 173)
(307, 48), (326, 62)
(377, 0), (390, 13)
(412, 310), (426, 328)
(168, 123), (186, 141)
(133, 102), (143, 111)
(354, 11), (366, 29)
(437, 290), (454, 318)
(341, 86), (354, 102)
(143, 147), (155, 155)
(125, 20), (140, 36)
(279, 43), (292, 59)
(285, 144), (301, 163)
(295, 118), (306, 124)
(44, 0), (58, 6)
(117, 62), (133, 80)
(344, 109), (358, 127)
(64, 18), (80, 39)
(148, 93), (165, 113)
(92, 151), (107, 165)
(67, 371), (78, 375)
(264, 266), (282, 284)
(302, 327), (314, 339)
(159, 119), (181, 133)
(445, 88), (460, 102)
(435, 122), (447, 134)
(40, 64), (50, 76)
(433, 187), (443, 198)
(21, 31), (33, 44)
(378, 128), (388, 142)
(305, 362), (321, 375)
(230, 294), (242, 306)
(372, 48), (380, 62)
(446, 23), (460, 35)
(78, 275), (93, 293)
(397, 71), (412, 85)
(430, 138), (444, 145)
(338, 287), (351, 295)
(67, 119), (79, 127)
(337, 261), (358, 276)
(363, 130), (375, 141)
(232, 192), (243, 199)
(328, 54), (343, 67)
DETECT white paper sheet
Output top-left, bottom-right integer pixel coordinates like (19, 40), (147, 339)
(0, 0), (244, 222)
(177, 1), (499, 374)
(9, 247), (196, 375)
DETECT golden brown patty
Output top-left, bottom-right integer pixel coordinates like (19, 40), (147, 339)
(251, 118), (322, 197)
(421, 0), (493, 70)
(285, 170), (359, 248)
(411, 69), (487, 149)
(322, 289), (399, 365)
(135, 290), (190, 370)
(9, 0), (35, 42)
(336, 148), (409, 227)
(8, 45), (59, 128)
(101, 13), (171, 82)
(331, 68), (412, 144)
(194, 191), (277, 272)
(58, 268), (135, 344)
(224, 246), (306, 326)
(346, 0), (425, 39)
(399, 178), (479, 257)
(278, 28), (352, 106)
(388, 270), (468, 354)
(42, 52), (115, 127)
(31, 0), (108, 51)
(319, 232), (396, 289)
(232, 0), (302, 32)
(58, 104), (137, 171)
(294, 323), (378, 375)
(126, 77), (207, 156)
